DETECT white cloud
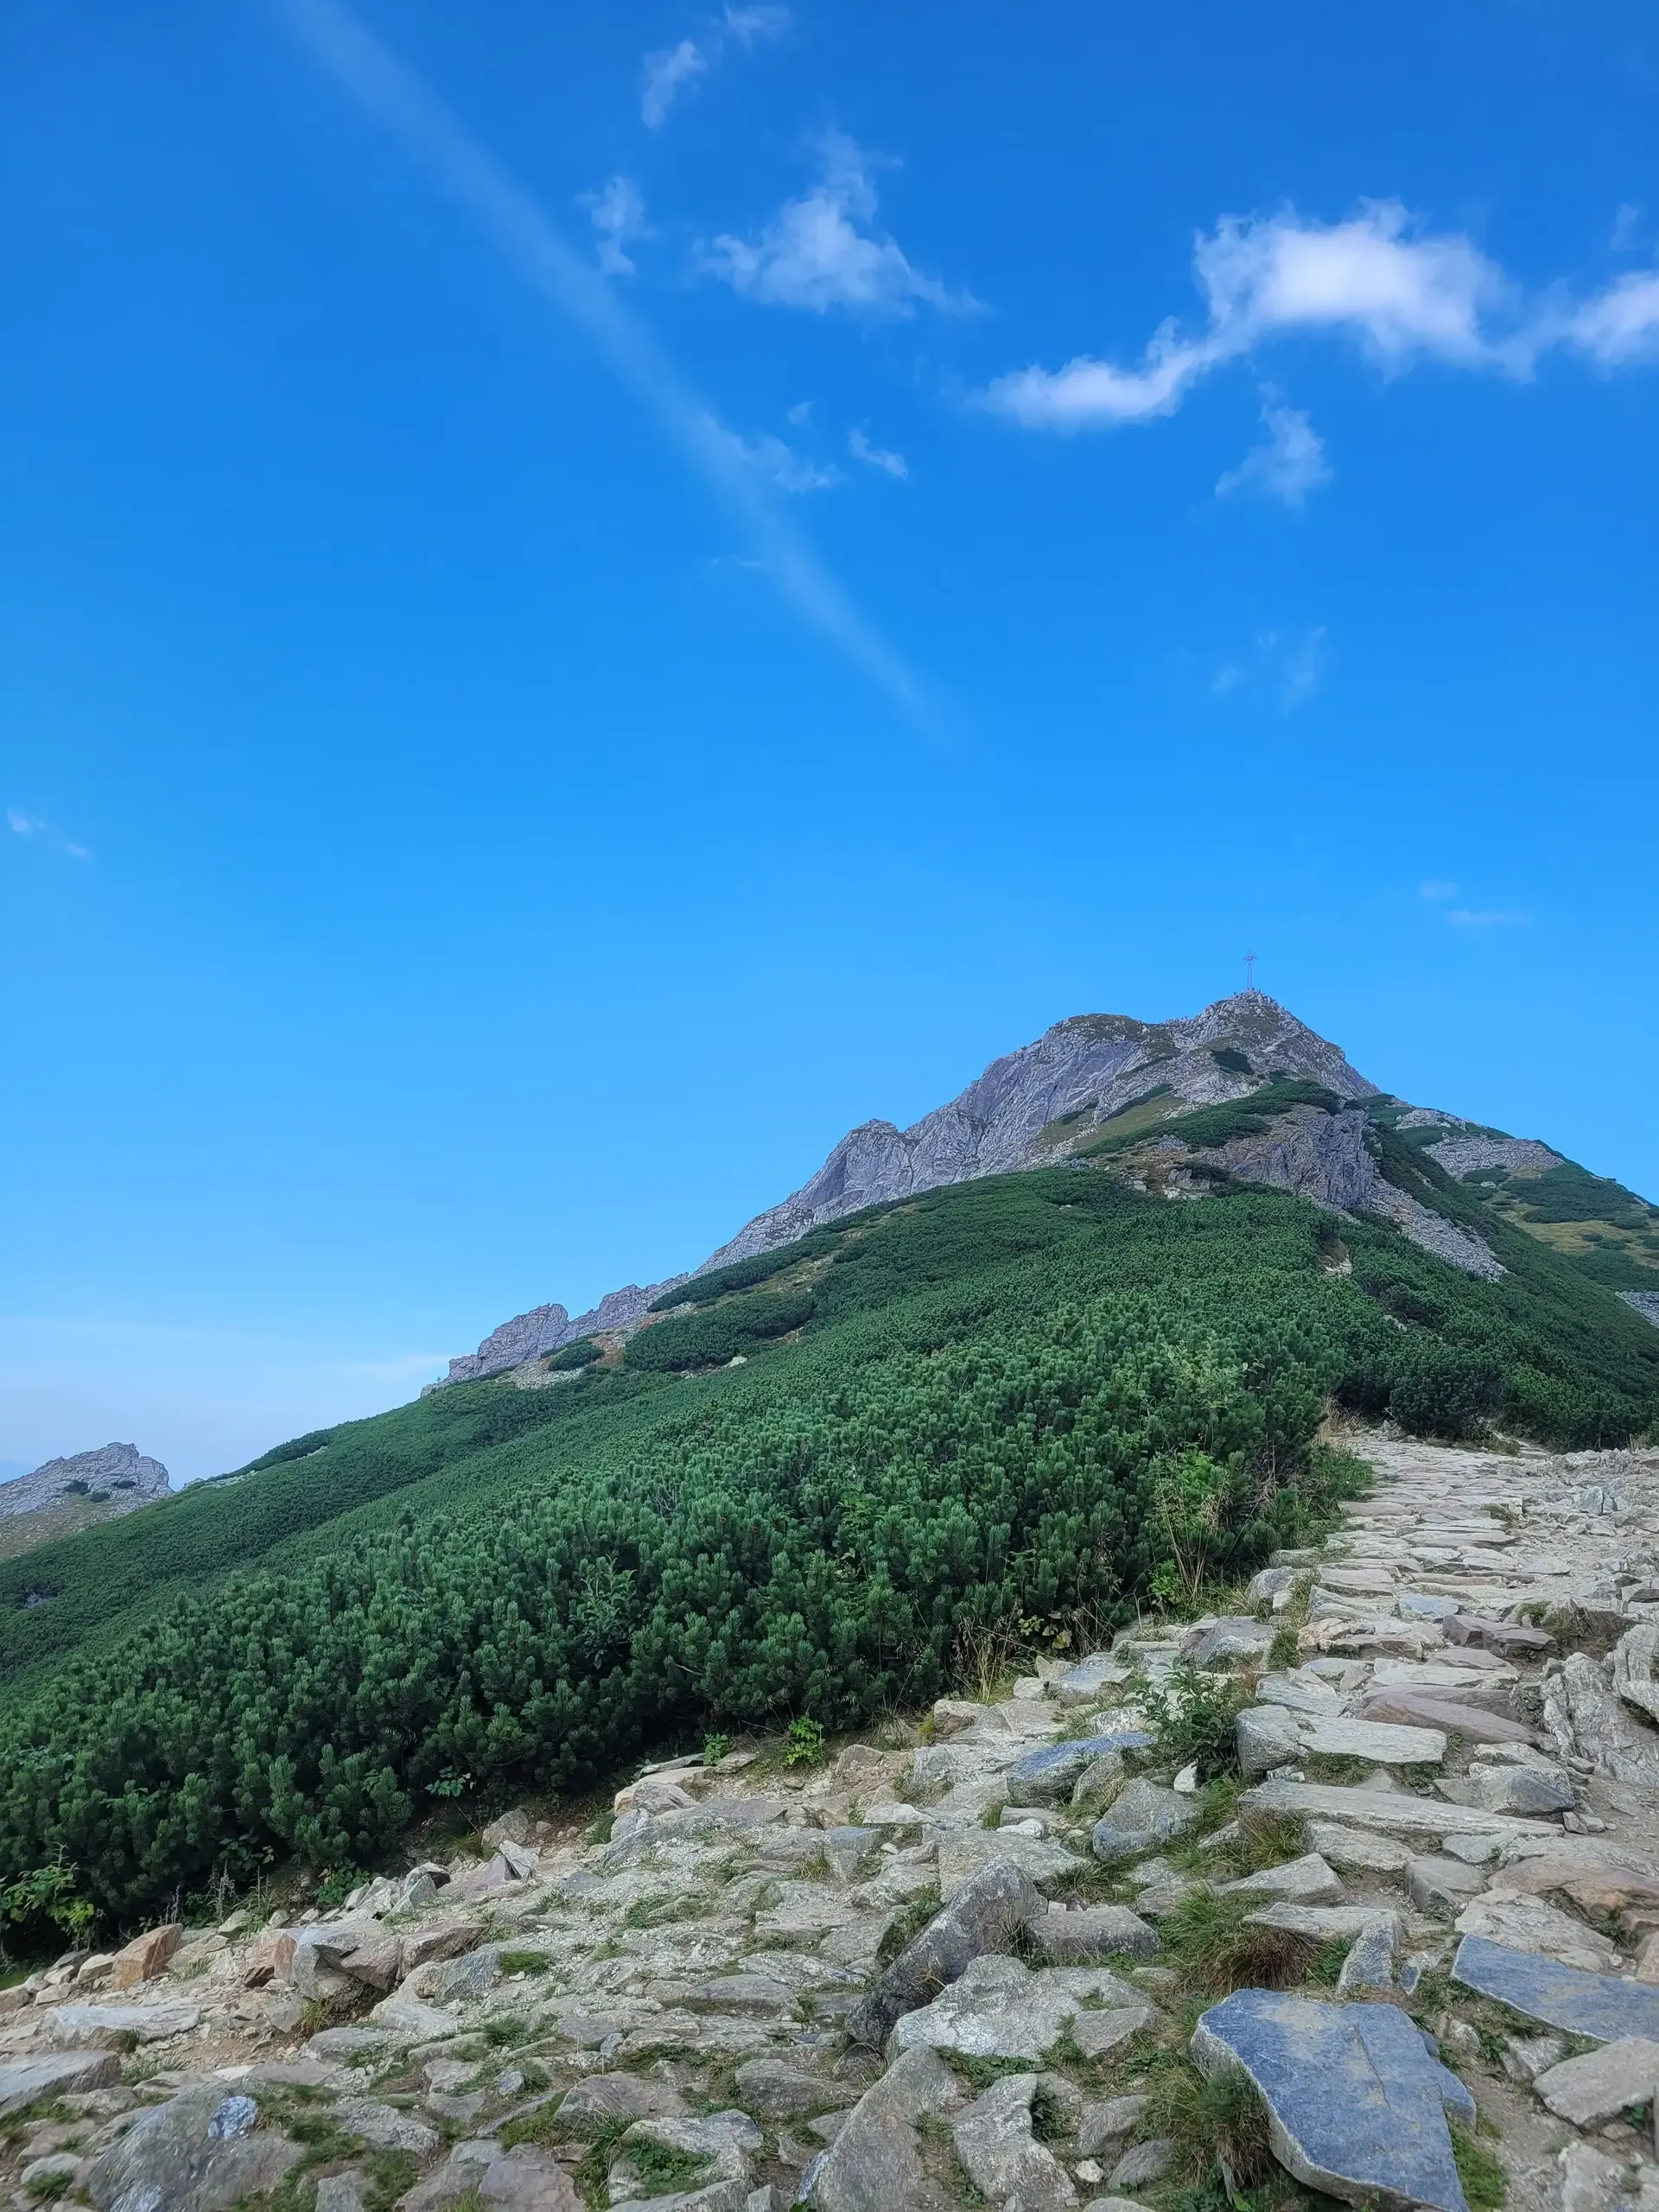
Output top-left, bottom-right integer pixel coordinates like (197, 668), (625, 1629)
(785, 399), (813, 425)
(1612, 203), (1643, 253)
(640, 9), (787, 129)
(580, 175), (651, 276)
(8, 807), (87, 859)
(982, 198), (1659, 435)
(848, 426), (908, 479)
(709, 420), (840, 493)
(641, 39), (707, 129)
(1419, 879), (1458, 900)
(1447, 907), (1529, 928)
(1216, 397), (1331, 507)
(702, 132), (974, 317)
(1568, 270), (1659, 365)
(1282, 626), (1325, 711)
(722, 4), (789, 45)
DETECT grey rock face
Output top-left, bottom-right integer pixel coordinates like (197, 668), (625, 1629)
(441, 1279), (685, 1385)
(1091, 1779), (1202, 1862)
(846, 1858), (1042, 2050)
(1426, 1136), (1565, 1179)
(1532, 2037), (1659, 2126)
(83, 2082), (302, 2212)
(1191, 1988), (1473, 2212)
(1027, 1905), (1159, 1964)
(1542, 1653), (1659, 1787)
(802, 2044), (962, 2212)
(0, 2051), (120, 2119)
(1006, 1732), (1154, 1806)
(0, 1441), (169, 1521)
(950, 2074), (1077, 2212)
(888, 1954), (1152, 2063)
(1621, 1292), (1659, 1329)
(706, 993), (1378, 1269)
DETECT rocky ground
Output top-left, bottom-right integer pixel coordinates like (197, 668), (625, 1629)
(10, 1429), (1659, 2212)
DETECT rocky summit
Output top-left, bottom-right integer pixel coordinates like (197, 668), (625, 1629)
(442, 991), (1659, 1387)
(15, 1430), (1659, 2210)
(0, 1443), (169, 1565)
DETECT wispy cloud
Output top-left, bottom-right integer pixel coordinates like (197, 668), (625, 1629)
(579, 175), (651, 276)
(641, 40), (707, 129)
(275, 0), (925, 724)
(1419, 879), (1458, 900)
(713, 423), (841, 493)
(849, 426), (908, 480)
(702, 131), (975, 317)
(641, 6), (788, 130)
(1281, 626), (1325, 711)
(8, 808), (88, 860)
(1216, 396), (1331, 508)
(1447, 907), (1529, 929)
(982, 199), (1659, 434)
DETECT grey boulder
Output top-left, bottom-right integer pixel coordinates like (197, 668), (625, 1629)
(1092, 1779), (1202, 1863)
(1236, 1707), (1306, 1780)
(802, 2044), (962, 2212)
(1533, 2037), (1659, 2126)
(1007, 1732), (1153, 1807)
(1027, 1905), (1159, 1964)
(83, 2083), (302, 2212)
(0, 2050), (120, 2119)
(1191, 1988), (1473, 2212)
(847, 1857), (1043, 2050)
(951, 2073), (1077, 2212)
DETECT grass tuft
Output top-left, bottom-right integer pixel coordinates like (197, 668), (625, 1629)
(1158, 1888), (1318, 1997)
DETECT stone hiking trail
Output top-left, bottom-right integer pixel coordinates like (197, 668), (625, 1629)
(17, 1433), (1659, 2212)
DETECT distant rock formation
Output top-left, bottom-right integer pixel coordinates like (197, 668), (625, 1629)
(0, 1442), (170, 1522)
(441, 1279), (688, 1385)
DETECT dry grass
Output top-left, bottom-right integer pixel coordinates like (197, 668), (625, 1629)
(1157, 1888), (1318, 1997)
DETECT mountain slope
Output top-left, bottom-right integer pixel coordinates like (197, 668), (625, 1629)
(3, 991), (1657, 1923)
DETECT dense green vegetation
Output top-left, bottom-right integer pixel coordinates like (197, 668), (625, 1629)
(1158, 1078), (1341, 1150)
(2, 1158), (1656, 1926)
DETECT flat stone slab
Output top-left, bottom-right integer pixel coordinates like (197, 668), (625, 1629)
(1192, 1988), (1473, 2212)
(1446, 1614), (1554, 1656)
(887, 1953), (1145, 2063)
(1533, 2037), (1659, 2125)
(1221, 1854), (1346, 1906)
(1319, 1567), (1399, 1595)
(45, 2000), (201, 2047)
(1243, 1904), (1401, 1946)
(1363, 1692), (1536, 1745)
(1243, 1777), (1554, 1843)
(1452, 1936), (1659, 2043)
(1027, 1906), (1159, 1964)
(1300, 1717), (1447, 1766)
(937, 1828), (1084, 1900)
(1306, 1822), (1415, 1875)
(0, 2050), (120, 2118)
(1052, 1653), (1134, 1706)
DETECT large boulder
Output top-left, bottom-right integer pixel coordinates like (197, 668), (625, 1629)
(847, 1858), (1042, 2049)
(801, 2044), (962, 2212)
(82, 2084), (302, 2212)
(1191, 1989), (1473, 2212)
(111, 1922), (182, 1989)
(46, 1999), (200, 2048)
(0, 2051), (119, 2120)
(1236, 1707), (1306, 1779)
(1026, 1905), (1159, 1964)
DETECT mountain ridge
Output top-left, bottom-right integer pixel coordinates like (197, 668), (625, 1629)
(442, 990), (1659, 1383)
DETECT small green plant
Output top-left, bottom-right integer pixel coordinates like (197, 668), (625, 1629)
(1, 1855), (95, 1944)
(312, 1865), (364, 1912)
(1450, 2122), (1508, 2211)
(494, 1949), (551, 1975)
(425, 1770), (471, 1801)
(702, 1733), (732, 1767)
(1267, 1625), (1299, 1669)
(1139, 2050), (1274, 2190)
(874, 1885), (940, 1967)
(23, 2175), (72, 2203)
(784, 1717), (825, 1769)
(584, 1810), (615, 1846)
(1138, 1660), (1249, 1782)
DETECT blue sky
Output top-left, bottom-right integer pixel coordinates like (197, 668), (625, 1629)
(3, 0), (1656, 1484)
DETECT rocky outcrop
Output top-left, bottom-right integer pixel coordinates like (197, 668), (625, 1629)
(705, 993), (1377, 1268)
(440, 1279), (686, 1385)
(0, 1444), (168, 1523)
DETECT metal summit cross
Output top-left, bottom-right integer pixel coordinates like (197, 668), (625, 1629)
(1243, 951), (1257, 992)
